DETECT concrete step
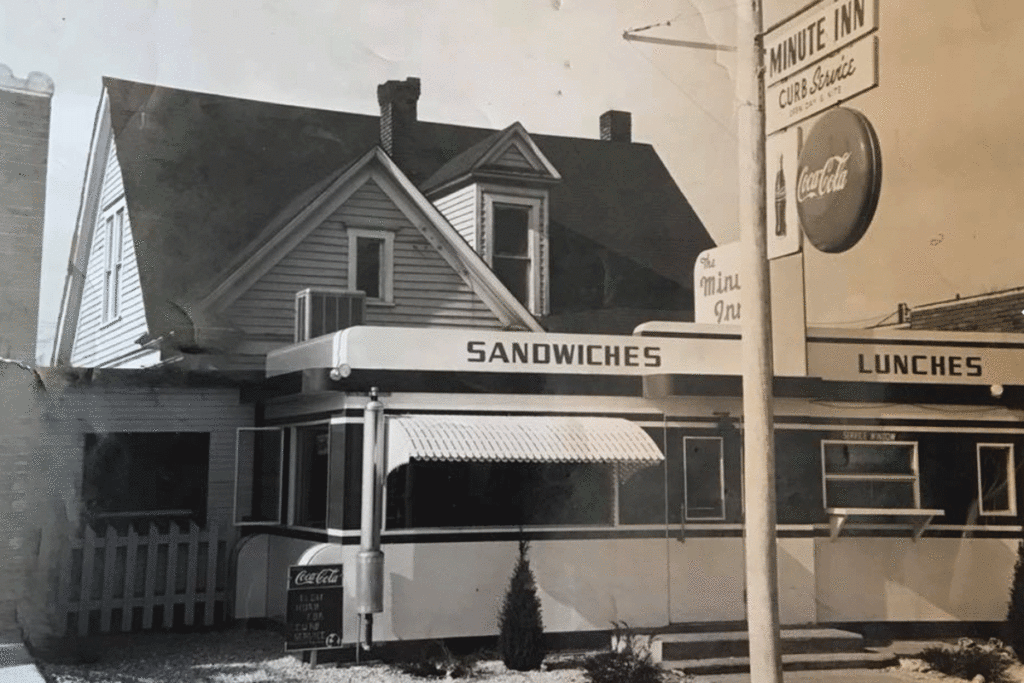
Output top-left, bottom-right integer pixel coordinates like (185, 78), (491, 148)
(652, 628), (865, 661)
(662, 650), (898, 676)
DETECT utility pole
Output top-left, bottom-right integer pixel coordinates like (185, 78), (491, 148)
(736, 0), (783, 681)
(623, 5), (782, 678)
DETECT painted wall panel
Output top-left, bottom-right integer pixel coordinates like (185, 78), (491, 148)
(248, 535), (670, 642)
(814, 537), (1017, 622)
(433, 184), (478, 250)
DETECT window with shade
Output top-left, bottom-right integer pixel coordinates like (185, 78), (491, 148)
(684, 436), (725, 520)
(978, 443), (1016, 516)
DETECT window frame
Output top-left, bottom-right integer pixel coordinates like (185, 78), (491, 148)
(977, 442), (1017, 516)
(682, 436), (726, 521)
(482, 190), (547, 316)
(83, 431), (211, 525)
(820, 439), (921, 510)
(101, 201), (127, 325)
(347, 228), (394, 305)
(233, 426), (286, 526)
(287, 422), (331, 530)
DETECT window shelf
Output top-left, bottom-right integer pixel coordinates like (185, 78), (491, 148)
(825, 473), (917, 482)
(825, 507), (945, 542)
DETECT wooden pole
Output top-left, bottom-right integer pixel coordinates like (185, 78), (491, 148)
(736, 1), (783, 681)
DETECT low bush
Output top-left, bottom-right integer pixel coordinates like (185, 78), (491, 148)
(1007, 539), (1024, 659)
(582, 622), (666, 683)
(916, 638), (1015, 683)
(388, 640), (480, 679)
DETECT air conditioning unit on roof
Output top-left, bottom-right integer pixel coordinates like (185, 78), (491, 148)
(294, 288), (366, 343)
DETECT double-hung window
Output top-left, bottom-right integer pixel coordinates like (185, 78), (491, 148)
(483, 192), (546, 315)
(347, 228), (394, 304)
(102, 206), (126, 323)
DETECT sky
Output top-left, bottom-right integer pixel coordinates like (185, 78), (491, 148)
(5, 0), (1024, 365)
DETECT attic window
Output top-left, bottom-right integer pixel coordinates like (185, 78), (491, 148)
(102, 203), (126, 323)
(347, 228), (394, 303)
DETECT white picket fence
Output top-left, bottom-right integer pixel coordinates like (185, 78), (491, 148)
(57, 522), (227, 636)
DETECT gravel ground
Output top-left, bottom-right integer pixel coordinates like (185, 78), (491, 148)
(34, 628), (614, 683)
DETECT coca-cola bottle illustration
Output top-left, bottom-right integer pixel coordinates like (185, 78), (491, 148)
(774, 154), (786, 237)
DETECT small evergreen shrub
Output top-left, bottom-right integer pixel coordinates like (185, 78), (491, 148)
(1007, 539), (1024, 659)
(583, 622), (667, 683)
(916, 638), (1014, 683)
(497, 539), (545, 671)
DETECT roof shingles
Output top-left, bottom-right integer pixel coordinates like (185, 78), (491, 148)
(103, 77), (712, 338)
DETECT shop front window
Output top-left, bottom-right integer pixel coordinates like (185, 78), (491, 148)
(291, 426), (329, 528)
(386, 461), (613, 529)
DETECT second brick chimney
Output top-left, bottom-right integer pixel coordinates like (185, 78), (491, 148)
(377, 77), (421, 171)
(600, 110), (631, 143)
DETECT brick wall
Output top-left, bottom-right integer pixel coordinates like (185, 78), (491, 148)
(0, 66), (53, 364)
(0, 364), (44, 637)
(910, 289), (1024, 332)
(0, 65), (52, 639)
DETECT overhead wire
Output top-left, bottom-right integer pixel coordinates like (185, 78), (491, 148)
(623, 1), (740, 138)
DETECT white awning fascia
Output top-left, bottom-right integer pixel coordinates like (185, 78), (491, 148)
(385, 415), (664, 474)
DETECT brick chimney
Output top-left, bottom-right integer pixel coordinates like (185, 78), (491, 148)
(377, 77), (421, 171)
(600, 110), (631, 142)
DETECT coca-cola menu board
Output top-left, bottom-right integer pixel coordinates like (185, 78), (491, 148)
(285, 564), (344, 651)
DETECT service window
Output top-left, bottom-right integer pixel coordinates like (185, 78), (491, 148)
(978, 444), (1016, 516)
(822, 440), (919, 509)
(684, 437), (725, 520)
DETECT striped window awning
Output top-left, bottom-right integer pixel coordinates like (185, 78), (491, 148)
(386, 415), (664, 474)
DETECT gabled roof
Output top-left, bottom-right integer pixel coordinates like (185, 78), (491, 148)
(200, 146), (542, 331)
(77, 77), (712, 342)
(422, 121), (561, 194)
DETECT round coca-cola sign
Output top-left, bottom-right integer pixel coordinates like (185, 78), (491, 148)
(796, 107), (882, 253)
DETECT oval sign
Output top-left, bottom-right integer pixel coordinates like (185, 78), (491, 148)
(796, 107), (882, 253)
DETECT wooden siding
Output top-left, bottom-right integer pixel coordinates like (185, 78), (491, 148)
(230, 176), (501, 340)
(40, 384), (253, 536)
(433, 184), (478, 250)
(70, 137), (152, 368)
(494, 142), (533, 170)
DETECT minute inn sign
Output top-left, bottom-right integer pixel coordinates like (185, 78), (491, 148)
(763, 0), (880, 135)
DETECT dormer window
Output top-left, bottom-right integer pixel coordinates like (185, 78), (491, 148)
(492, 204), (531, 305)
(348, 228), (394, 304)
(484, 190), (547, 315)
